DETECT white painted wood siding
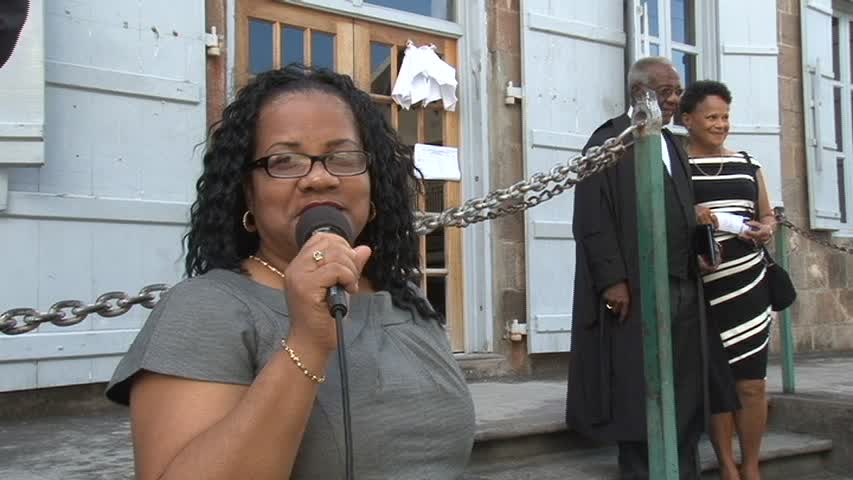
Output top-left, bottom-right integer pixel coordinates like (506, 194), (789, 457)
(0, 0), (206, 391)
(0, 0), (45, 167)
(801, 0), (842, 229)
(718, 0), (782, 207)
(521, 0), (626, 353)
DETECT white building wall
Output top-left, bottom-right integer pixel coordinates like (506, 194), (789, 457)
(0, 0), (207, 392)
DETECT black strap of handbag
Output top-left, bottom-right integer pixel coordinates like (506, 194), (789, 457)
(738, 151), (759, 222)
(739, 151), (776, 266)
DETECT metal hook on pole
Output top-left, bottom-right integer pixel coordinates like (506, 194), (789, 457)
(631, 88), (662, 135)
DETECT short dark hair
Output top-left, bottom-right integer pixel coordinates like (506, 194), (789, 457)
(680, 80), (732, 114)
(185, 64), (439, 321)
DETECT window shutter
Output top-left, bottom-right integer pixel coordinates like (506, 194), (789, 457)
(0, 0), (206, 392)
(802, 0), (841, 229)
(717, 0), (782, 207)
(521, 0), (626, 353)
(0, 0), (44, 167)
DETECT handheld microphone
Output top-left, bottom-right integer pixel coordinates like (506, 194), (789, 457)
(295, 205), (355, 316)
(294, 204), (356, 480)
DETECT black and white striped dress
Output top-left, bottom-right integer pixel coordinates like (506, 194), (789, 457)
(690, 152), (772, 380)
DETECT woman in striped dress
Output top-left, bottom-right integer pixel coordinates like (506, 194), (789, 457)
(682, 80), (776, 480)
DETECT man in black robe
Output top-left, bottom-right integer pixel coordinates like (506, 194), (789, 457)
(565, 57), (738, 479)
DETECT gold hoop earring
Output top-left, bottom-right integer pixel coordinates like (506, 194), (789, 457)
(242, 210), (256, 232)
(369, 202), (377, 222)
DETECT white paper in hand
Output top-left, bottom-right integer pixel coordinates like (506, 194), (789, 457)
(714, 212), (750, 235)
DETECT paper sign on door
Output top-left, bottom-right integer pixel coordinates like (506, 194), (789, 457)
(413, 144), (461, 181)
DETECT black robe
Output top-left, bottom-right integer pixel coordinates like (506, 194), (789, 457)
(565, 114), (739, 443)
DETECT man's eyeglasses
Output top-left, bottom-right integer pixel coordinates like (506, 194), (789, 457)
(246, 151), (370, 179)
(653, 86), (684, 99)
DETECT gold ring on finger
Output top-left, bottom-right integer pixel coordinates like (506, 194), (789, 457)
(312, 250), (325, 263)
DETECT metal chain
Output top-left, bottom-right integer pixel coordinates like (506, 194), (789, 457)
(0, 285), (169, 335)
(414, 124), (639, 235)
(5, 125), (850, 336)
(776, 213), (853, 255)
(2, 125), (641, 335)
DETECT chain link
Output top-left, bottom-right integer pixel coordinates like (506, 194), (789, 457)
(413, 124), (639, 235)
(776, 213), (853, 255)
(0, 284), (169, 335)
(5, 124), (852, 336)
(0, 122), (653, 335)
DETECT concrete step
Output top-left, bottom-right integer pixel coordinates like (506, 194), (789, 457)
(467, 380), (835, 479)
(465, 431), (833, 479)
(456, 353), (511, 380)
(797, 472), (853, 480)
(470, 380), (573, 464)
(768, 392), (853, 474)
(0, 378), (840, 480)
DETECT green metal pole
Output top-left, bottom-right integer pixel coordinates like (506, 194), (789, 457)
(633, 96), (680, 479)
(775, 207), (796, 393)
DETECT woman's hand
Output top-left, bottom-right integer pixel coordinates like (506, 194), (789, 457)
(740, 220), (773, 245)
(698, 255), (718, 273)
(284, 232), (372, 354)
(695, 206), (718, 228)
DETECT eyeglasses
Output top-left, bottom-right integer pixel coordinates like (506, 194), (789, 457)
(653, 86), (684, 99)
(246, 151), (370, 179)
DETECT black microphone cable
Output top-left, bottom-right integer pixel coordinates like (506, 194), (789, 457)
(295, 205), (356, 480)
(330, 302), (353, 480)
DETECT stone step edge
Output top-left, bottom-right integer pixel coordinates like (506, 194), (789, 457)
(468, 432), (834, 475)
(456, 353), (512, 381)
(475, 418), (567, 443)
(474, 420), (834, 472)
(698, 432), (833, 471)
(472, 392), (838, 444)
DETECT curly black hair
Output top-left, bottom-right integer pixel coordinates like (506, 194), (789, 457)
(680, 80), (732, 114)
(185, 65), (439, 322)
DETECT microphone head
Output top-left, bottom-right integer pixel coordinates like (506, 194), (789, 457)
(295, 205), (355, 248)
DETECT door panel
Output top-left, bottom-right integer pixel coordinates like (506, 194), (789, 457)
(1, 0), (206, 391)
(718, 0), (782, 212)
(239, 2), (465, 351)
(238, 2), (354, 84)
(802, 0), (842, 229)
(353, 20), (464, 352)
(521, 0), (626, 353)
(0, 0), (44, 167)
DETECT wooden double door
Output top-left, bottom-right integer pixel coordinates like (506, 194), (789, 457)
(238, 1), (465, 351)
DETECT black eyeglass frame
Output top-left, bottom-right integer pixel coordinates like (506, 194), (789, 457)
(245, 150), (372, 179)
(652, 85), (684, 100)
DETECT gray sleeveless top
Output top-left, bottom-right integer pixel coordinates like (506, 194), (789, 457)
(106, 269), (475, 479)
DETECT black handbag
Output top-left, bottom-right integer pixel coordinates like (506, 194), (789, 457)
(741, 151), (797, 311)
(762, 247), (797, 311)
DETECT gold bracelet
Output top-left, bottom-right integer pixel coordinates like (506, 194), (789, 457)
(280, 338), (326, 384)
